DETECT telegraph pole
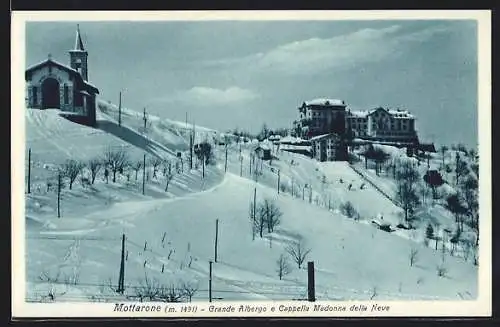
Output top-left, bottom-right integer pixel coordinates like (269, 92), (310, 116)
(307, 261), (315, 302)
(214, 219), (219, 263)
(277, 169), (280, 194)
(142, 153), (146, 195)
(117, 233), (126, 294)
(57, 172), (61, 218)
(253, 187), (257, 237)
(27, 148), (31, 194)
(239, 156), (243, 177)
(224, 144), (228, 173)
(118, 91), (122, 127)
(209, 261), (213, 302)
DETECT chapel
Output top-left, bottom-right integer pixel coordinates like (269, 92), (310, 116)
(25, 25), (99, 126)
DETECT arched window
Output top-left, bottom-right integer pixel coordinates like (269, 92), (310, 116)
(32, 86), (37, 106)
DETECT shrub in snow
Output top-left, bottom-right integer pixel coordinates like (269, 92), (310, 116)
(340, 201), (357, 218)
(436, 263), (448, 277)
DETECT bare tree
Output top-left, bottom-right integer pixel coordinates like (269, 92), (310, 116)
(38, 269), (67, 302)
(455, 154), (469, 186)
(132, 160), (142, 181)
(396, 161), (420, 221)
(62, 159), (85, 190)
(257, 198), (283, 234)
(134, 272), (160, 302)
(158, 284), (184, 303)
(409, 247), (419, 267)
(164, 160), (175, 192)
(439, 145), (448, 169)
(446, 194), (468, 233)
(149, 157), (163, 179)
(372, 148), (390, 176)
(104, 147), (129, 183)
(461, 175), (479, 233)
(88, 158), (102, 184)
(276, 253), (292, 280)
(181, 280), (199, 302)
(286, 238), (311, 269)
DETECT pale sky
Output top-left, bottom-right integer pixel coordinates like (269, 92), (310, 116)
(25, 20), (478, 148)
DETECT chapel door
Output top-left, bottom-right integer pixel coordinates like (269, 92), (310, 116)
(41, 78), (60, 109)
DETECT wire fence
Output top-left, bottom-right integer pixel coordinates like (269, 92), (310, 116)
(26, 232), (470, 304)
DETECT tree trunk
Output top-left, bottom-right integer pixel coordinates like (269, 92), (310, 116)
(113, 170), (117, 183)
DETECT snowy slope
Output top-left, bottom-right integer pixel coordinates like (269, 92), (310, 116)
(26, 173), (477, 302)
(24, 105), (478, 303)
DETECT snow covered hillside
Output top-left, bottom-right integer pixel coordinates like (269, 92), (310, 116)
(24, 104), (478, 303)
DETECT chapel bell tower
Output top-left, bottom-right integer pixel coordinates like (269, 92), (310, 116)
(69, 24), (89, 81)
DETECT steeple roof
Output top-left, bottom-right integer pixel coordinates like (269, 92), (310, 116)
(73, 24), (85, 52)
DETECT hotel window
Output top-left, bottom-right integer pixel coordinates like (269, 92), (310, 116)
(64, 85), (69, 104)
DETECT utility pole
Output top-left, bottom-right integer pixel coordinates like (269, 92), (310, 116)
(224, 144), (228, 173)
(118, 91), (122, 127)
(239, 156), (243, 177)
(214, 219), (219, 263)
(57, 172), (61, 218)
(117, 233), (126, 294)
(253, 187), (257, 240)
(249, 154), (252, 176)
(307, 261), (315, 302)
(209, 261), (213, 302)
(27, 148), (31, 194)
(189, 124), (194, 170)
(277, 169), (280, 194)
(142, 154), (146, 195)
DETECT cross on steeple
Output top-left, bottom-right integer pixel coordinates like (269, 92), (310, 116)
(48, 53), (52, 60)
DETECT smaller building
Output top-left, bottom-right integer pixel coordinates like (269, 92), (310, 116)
(310, 133), (347, 162)
(254, 144), (272, 160)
